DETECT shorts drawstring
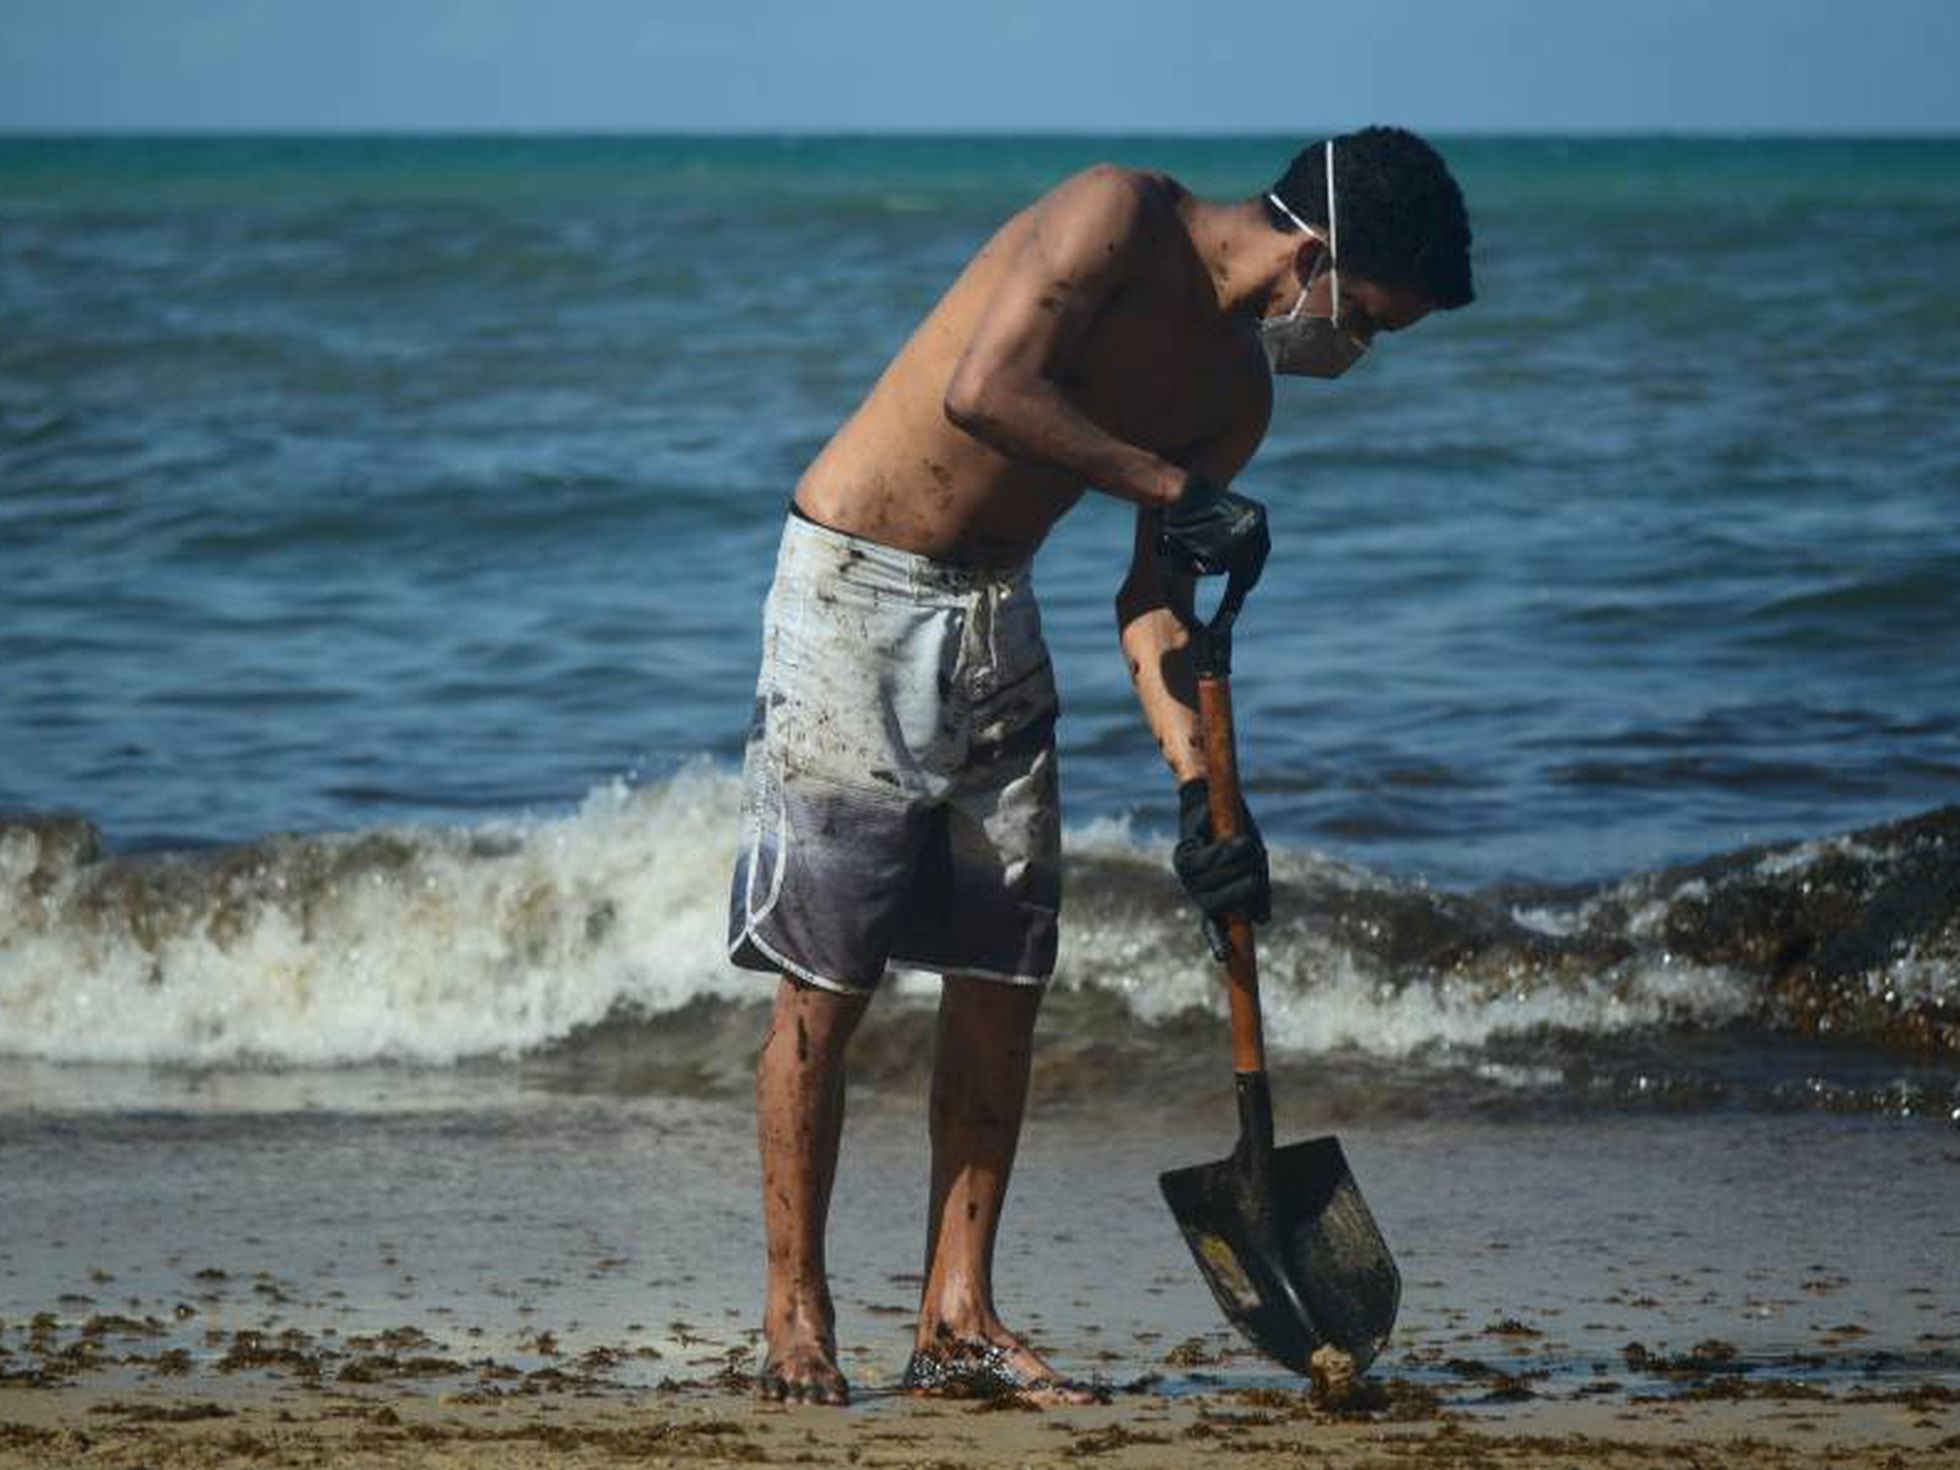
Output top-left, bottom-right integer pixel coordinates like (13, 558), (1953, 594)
(961, 578), (1009, 698)
(986, 580), (1005, 690)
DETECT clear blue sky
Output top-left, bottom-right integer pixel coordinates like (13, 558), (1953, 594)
(3, 0), (1956, 134)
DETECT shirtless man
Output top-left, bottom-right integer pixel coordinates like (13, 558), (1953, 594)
(728, 127), (1473, 1405)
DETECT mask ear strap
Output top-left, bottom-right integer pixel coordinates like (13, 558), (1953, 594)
(1323, 138), (1341, 327)
(1264, 189), (1327, 317)
(1266, 189), (1309, 235)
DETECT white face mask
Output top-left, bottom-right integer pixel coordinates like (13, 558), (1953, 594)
(1259, 141), (1369, 379)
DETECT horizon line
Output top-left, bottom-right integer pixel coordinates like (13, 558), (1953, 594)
(2, 124), (1957, 143)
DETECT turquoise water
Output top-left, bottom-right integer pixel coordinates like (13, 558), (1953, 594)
(4, 134), (1956, 878)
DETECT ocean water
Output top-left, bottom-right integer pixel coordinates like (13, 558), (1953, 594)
(1, 136), (1956, 1120)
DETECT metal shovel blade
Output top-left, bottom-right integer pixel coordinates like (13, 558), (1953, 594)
(1159, 1074), (1400, 1374)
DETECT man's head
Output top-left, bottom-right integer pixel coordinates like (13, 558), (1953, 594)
(1261, 126), (1473, 349)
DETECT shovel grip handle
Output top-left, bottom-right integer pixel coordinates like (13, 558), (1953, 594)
(1198, 673), (1266, 1075)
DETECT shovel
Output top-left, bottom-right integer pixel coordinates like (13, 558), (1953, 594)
(1155, 559), (1401, 1376)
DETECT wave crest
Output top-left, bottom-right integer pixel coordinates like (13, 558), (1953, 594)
(2, 777), (1956, 1072)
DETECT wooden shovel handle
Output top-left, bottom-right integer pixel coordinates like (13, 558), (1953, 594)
(1197, 673), (1266, 1076)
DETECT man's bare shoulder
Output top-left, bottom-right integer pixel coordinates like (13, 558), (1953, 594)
(1025, 164), (1188, 262)
(1038, 163), (1184, 212)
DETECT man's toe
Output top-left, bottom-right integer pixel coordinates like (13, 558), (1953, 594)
(758, 1345), (851, 1407)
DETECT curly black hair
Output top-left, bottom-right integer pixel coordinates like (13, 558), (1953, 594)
(1265, 126), (1474, 309)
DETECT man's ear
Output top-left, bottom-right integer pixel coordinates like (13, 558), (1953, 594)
(1291, 234), (1327, 287)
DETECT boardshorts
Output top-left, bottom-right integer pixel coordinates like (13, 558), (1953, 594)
(727, 508), (1062, 993)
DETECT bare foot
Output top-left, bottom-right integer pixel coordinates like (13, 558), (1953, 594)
(903, 1323), (1104, 1407)
(757, 1344), (849, 1406)
(758, 1303), (849, 1406)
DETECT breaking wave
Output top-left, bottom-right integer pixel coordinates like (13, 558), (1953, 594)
(2, 771), (1955, 1116)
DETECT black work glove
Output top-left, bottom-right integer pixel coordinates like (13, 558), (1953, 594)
(1172, 777), (1271, 961)
(1157, 473), (1270, 590)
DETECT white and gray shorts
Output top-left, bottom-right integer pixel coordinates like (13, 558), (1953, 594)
(727, 508), (1062, 993)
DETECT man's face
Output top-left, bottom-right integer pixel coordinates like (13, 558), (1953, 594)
(1287, 242), (1435, 343)
(1337, 276), (1435, 341)
(1259, 238), (1439, 380)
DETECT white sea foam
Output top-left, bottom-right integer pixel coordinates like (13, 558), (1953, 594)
(1049, 822), (1755, 1058)
(1751, 835), (1887, 879)
(0, 770), (1790, 1068)
(1057, 906), (1751, 1060)
(0, 768), (746, 1067)
(1509, 902), (1585, 937)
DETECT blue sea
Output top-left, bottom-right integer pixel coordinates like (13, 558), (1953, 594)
(3, 134), (1955, 1079)
(1, 133), (1957, 1409)
(2, 134), (1954, 867)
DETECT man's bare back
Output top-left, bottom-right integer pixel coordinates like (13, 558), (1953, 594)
(794, 166), (1273, 566)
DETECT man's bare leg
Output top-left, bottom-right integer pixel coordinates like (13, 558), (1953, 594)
(756, 975), (869, 1406)
(911, 974), (1098, 1405)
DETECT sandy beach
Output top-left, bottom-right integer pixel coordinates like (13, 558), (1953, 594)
(4, 1360), (1958, 1468)
(4, 1072), (1956, 1468)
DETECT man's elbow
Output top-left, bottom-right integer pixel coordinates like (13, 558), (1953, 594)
(944, 360), (1039, 448)
(942, 369), (999, 439)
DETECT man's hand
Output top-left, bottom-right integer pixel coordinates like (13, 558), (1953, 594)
(1172, 777), (1271, 960)
(1157, 473), (1270, 588)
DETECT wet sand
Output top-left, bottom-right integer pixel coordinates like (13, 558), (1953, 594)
(4, 1371), (1958, 1468)
(3, 1073), (1956, 1465)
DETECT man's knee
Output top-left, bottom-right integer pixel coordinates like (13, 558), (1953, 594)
(767, 975), (871, 1065)
(941, 974), (1043, 1024)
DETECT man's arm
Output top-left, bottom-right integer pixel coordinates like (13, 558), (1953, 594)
(942, 166), (1190, 511)
(1120, 415), (1275, 949)
(1114, 412), (1271, 782)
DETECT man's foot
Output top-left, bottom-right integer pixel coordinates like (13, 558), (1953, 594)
(756, 1337), (850, 1407)
(901, 1327), (1105, 1407)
